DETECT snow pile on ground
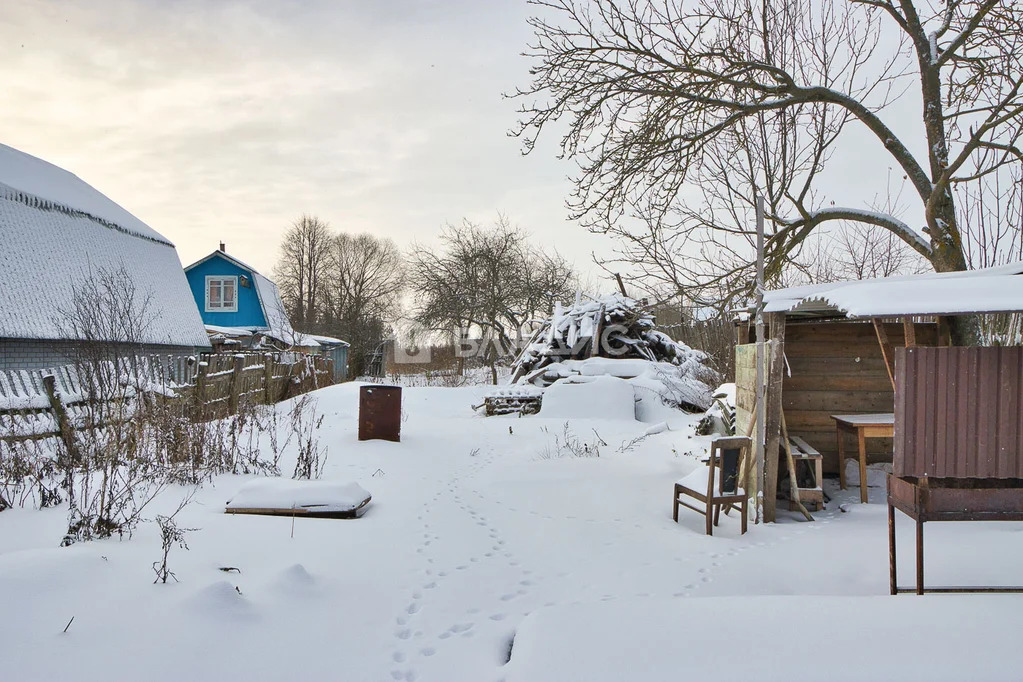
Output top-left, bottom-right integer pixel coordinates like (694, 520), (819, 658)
(226, 479), (371, 514)
(539, 375), (637, 420)
(505, 595), (1023, 682)
(2, 382), (1022, 681)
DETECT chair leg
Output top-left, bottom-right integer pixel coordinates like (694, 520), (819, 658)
(706, 504), (714, 536)
(713, 503), (721, 527)
(672, 487), (679, 522)
(740, 499), (748, 534)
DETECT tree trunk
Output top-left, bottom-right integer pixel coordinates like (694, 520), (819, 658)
(917, 43), (981, 347)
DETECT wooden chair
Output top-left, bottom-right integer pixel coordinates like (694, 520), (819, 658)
(673, 436), (751, 536)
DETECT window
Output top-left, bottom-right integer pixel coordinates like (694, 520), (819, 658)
(205, 276), (238, 312)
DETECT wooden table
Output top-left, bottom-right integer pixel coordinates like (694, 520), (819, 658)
(831, 413), (894, 503)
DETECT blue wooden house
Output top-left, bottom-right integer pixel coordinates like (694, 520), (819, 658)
(183, 246), (348, 379)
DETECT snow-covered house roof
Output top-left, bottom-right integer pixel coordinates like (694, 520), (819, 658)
(0, 143), (210, 347)
(763, 261), (1023, 318)
(308, 334), (349, 347)
(184, 250), (319, 347)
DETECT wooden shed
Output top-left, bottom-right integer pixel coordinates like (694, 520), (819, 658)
(737, 261), (1023, 522)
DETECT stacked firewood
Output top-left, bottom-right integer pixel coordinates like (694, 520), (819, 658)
(506, 293), (718, 411)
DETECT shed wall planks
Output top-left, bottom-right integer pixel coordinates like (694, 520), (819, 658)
(781, 321), (937, 473)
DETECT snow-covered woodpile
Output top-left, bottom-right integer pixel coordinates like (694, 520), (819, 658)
(507, 294), (719, 412)
(481, 386), (543, 416)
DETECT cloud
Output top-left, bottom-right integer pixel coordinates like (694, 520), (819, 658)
(0, 0), (601, 277)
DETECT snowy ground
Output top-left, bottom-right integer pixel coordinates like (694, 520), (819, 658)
(2, 382), (1022, 681)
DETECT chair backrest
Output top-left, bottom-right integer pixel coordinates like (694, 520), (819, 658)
(708, 436), (752, 496)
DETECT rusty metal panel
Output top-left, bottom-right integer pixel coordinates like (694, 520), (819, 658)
(358, 385), (402, 442)
(895, 347), (1023, 479)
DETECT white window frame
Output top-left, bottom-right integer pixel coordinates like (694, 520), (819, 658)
(205, 275), (239, 313)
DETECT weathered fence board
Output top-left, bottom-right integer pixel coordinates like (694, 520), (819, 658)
(0, 352), (336, 441)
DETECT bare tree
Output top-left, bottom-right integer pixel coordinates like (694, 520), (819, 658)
(320, 233), (405, 375)
(513, 0), (1023, 343)
(274, 215), (332, 328)
(57, 266), (169, 544)
(408, 216), (576, 383)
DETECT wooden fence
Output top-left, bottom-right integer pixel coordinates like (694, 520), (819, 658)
(0, 352), (335, 442)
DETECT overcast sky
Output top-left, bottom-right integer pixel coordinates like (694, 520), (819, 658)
(0, 0), (617, 279)
(2, 0), (941, 291)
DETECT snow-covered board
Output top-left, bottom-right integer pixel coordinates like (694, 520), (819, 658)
(225, 480), (371, 519)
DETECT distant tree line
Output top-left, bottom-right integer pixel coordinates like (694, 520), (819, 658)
(273, 214), (577, 381)
(274, 215), (403, 377)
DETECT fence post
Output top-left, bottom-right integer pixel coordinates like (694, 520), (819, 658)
(326, 357), (335, 385)
(194, 357), (209, 419)
(263, 353), (274, 404)
(42, 374), (80, 466)
(229, 355), (244, 415)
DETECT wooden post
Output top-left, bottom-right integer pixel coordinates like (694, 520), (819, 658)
(615, 273), (628, 297)
(263, 353), (274, 404)
(591, 304), (606, 357)
(754, 194), (766, 523)
(763, 312), (786, 523)
(873, 318), (897, 390)
(902, 319), (917, 348)
(326, 357), (335, 385)
(42, 374), (80, 466)
(888, 502), (898, 595)
(936, 316), (953, 346)
(228, 355), (244, 415)
(780, 411), (813, 521)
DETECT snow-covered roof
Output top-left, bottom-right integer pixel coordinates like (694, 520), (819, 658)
(0, 143), (169, 244)
(764, 261), (1023, 318)
(0, 143), (210, 348)
(308, 334), (349, 347)
(186, 250), (316, 348)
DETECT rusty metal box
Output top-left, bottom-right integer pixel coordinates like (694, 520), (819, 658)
(358, 385), (402, 442)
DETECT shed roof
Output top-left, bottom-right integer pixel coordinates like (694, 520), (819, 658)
(0, 143), (210, 347)
(764, 261), (1023, 318)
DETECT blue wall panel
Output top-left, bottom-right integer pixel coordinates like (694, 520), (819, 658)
(184, 255), (267, 328)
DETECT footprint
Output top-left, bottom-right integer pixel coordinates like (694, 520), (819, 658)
(393, 652), (406, 663)
(420, 647), (435, 657)
(396, 628), (411, 640)
(489, 614), (506, 621)
(423, 582), (437, 589)
(407, 603), (421, 615)
(450, 623), (473, 633)
(500, 593), (517, 601)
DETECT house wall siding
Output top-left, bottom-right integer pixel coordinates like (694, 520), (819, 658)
(184, 255), (267, 328)
(0, 338), (198, 371)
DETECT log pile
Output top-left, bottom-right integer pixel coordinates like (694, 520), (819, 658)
(506, 293), (719, 412)
(481, 386), (543, 416)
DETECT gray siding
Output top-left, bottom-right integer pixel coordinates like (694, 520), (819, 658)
(0, 338), (199, 371)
